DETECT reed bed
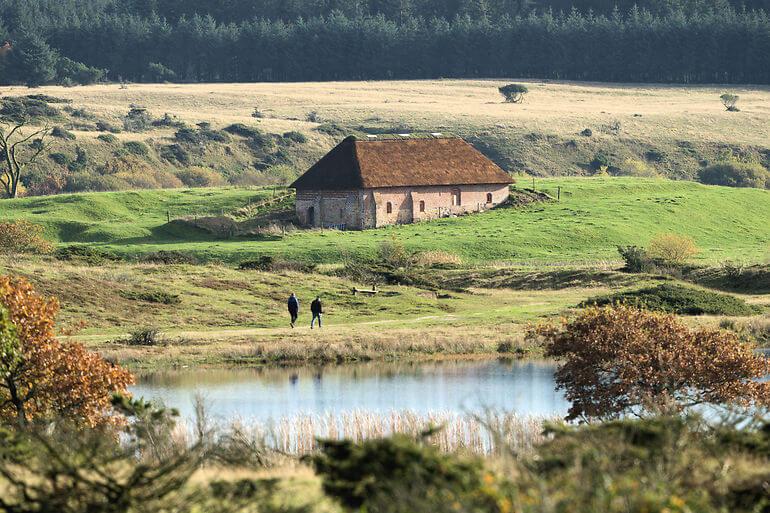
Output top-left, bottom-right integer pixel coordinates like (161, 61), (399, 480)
(188, 410), (553, 457)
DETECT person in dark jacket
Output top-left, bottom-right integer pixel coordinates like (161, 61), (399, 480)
(287, 293), (299, 328)
(310, 295), (323, 329)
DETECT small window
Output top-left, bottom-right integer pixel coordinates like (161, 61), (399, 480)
(452, 189), (461, 206)
(486, 193), (493, 203)
(386, 202), (393, 214)
(419, 200), (425, 213)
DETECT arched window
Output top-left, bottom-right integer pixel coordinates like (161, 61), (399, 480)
(419, 200), (425, 213)
(486, 193), (493, 203)
(386, 202), (393, 214)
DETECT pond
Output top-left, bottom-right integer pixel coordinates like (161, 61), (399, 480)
(132, 359), (569, 422)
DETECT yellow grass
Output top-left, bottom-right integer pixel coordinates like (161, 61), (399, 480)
(2, 80), (769, 146)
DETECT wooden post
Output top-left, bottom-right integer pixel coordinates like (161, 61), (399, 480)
(167, 211), (170, 223)
(532, 176), (535, 191)
(557, 186), (561, 201)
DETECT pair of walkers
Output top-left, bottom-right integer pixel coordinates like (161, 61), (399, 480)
(287, 293), (323, 329)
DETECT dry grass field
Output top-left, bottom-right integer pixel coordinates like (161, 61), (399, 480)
(3, 79), (769, 179)
(2, 80), (768, 144)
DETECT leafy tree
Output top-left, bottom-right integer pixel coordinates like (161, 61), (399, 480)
(7, 33), (57, 86)
(720, 93), (740, 111)
(0, 120), (51, 198)
(0, 275), (134, 427)
(535, 305), (770, 421)
(498, 83), (529, 103)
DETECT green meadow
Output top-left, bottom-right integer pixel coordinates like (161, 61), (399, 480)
(2, 177), (768, 265)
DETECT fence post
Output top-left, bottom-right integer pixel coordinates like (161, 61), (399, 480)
(557, 186), (561, 201)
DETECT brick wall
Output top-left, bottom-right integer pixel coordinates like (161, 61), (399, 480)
(296, 184), (509, 229)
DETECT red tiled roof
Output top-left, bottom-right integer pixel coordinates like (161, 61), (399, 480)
(291, 136), (513, 190)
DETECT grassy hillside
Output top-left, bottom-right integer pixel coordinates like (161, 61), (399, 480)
(1, 80), (769, 195)
(2, 177), (768, 264)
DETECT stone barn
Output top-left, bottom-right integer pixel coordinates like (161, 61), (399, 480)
(290, 136), (513, 230)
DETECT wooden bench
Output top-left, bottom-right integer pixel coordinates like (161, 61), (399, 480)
(352, 285), (379, 296)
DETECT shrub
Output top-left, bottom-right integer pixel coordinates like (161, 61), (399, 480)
(51, 126), (75, 140)
(0, 96), (61, 123)
(159, 143), (190, 165)
(95, 120), (121, 133)
(698, 161), (769, 189)
(579, 128), (592, 137)
(48, 152), (71, 166)
(96, 133), (118, 144)
(251, 107), (264, 118)
(125, 327), (162, 346)
(238, 256), (316, 273)
(590, 151), (611, 170)
(120, 290), (181, 305)
(146, 62), (176, 82)
(139, 250), (198, 265)
(55, 57), (105, 85)
(618, 158), (659, 177)
(720, 93), (740, 111)
(311, 434), (498, 512)
(0, 220), (54, 254)
(175, 167), (225, 187)
(123, 105), (152, 132)
(151, 112), (185, 128)
(534, 304), (770, 420)
(282, 130), (307, 144)
(617, 245), (654, 273)
(498, 83), (529, 103)
(306, 111), (321, 122)
(580, 283), (761, 316)
(379, 235), (411, 268)
(123, 140), (150, 157)
(647, 233), (698, 264)
(55, 245), (118, 265)
(413, 250), (462, 267)
(224, 123), (261, 138)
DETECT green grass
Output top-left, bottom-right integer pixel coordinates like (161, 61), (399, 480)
(2, 178), (769, 264)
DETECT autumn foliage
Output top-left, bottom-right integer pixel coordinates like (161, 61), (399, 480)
(535, 305), (770, 421)
(0, 275), (133, 427)
(0, 220), (54, 255)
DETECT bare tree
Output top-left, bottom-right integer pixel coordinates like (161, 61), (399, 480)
(0, 120), (51, 198)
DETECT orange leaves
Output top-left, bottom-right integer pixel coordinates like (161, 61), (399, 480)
(535, 305), (770, 421)
(0, 275), (134, 427)
(0, 220), (54, 255)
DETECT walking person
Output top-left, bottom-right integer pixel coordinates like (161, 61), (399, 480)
(287, 292), (299, 328)
(310, 295), (323, 329)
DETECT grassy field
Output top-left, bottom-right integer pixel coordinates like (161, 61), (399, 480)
(3, 177), (768, 264)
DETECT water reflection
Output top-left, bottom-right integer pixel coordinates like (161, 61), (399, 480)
(131, 359), (569, 422)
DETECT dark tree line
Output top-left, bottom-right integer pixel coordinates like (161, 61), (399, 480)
(0, 0), (769, 85)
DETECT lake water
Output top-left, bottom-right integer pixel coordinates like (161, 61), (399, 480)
(132, 359), (569, 422)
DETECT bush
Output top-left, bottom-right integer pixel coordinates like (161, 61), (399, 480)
(95, 120), (121, 133)
(581, 283), (761, 316)
(311, 435), (499, 512)
(51, 126), (75, 140)
(282, 130), (307, 144)
(306, 111), (321, 122)
(151, 112), (186, 129)
(698, 161), (769, 189)
(647, 233), (698, 264)
(123, 141), (150, 157)
(125, 327), (163, 346)
(720, 93), (740, 111)
(0, 220), (54, 254)
(55, 56), (105, 85)
(123, 105), (152, 132)
(146, 62), (176, 82)
(55, 245), (119, 265)
(159, 143), (190, 165)
(96, 133), (118, 144)
(379, 235), (411, 268)
(175, 167), (225, 187)
(48, 152), (70, 166)
(618, 158), (659, 177)
(238, 256), (316, 273)
(535, 304), (770, 420)
(579, 128), (592, 137)
(617, 245), (654, 273)
(0, 96), (61, 122)
(223, 123), (261, 138)
(139, 250), (198, 265)
(498, 83), (529, 103)
(590, 151), (611, 170)
(120, 290), (181, 305)
(413, 250), (462, 267)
